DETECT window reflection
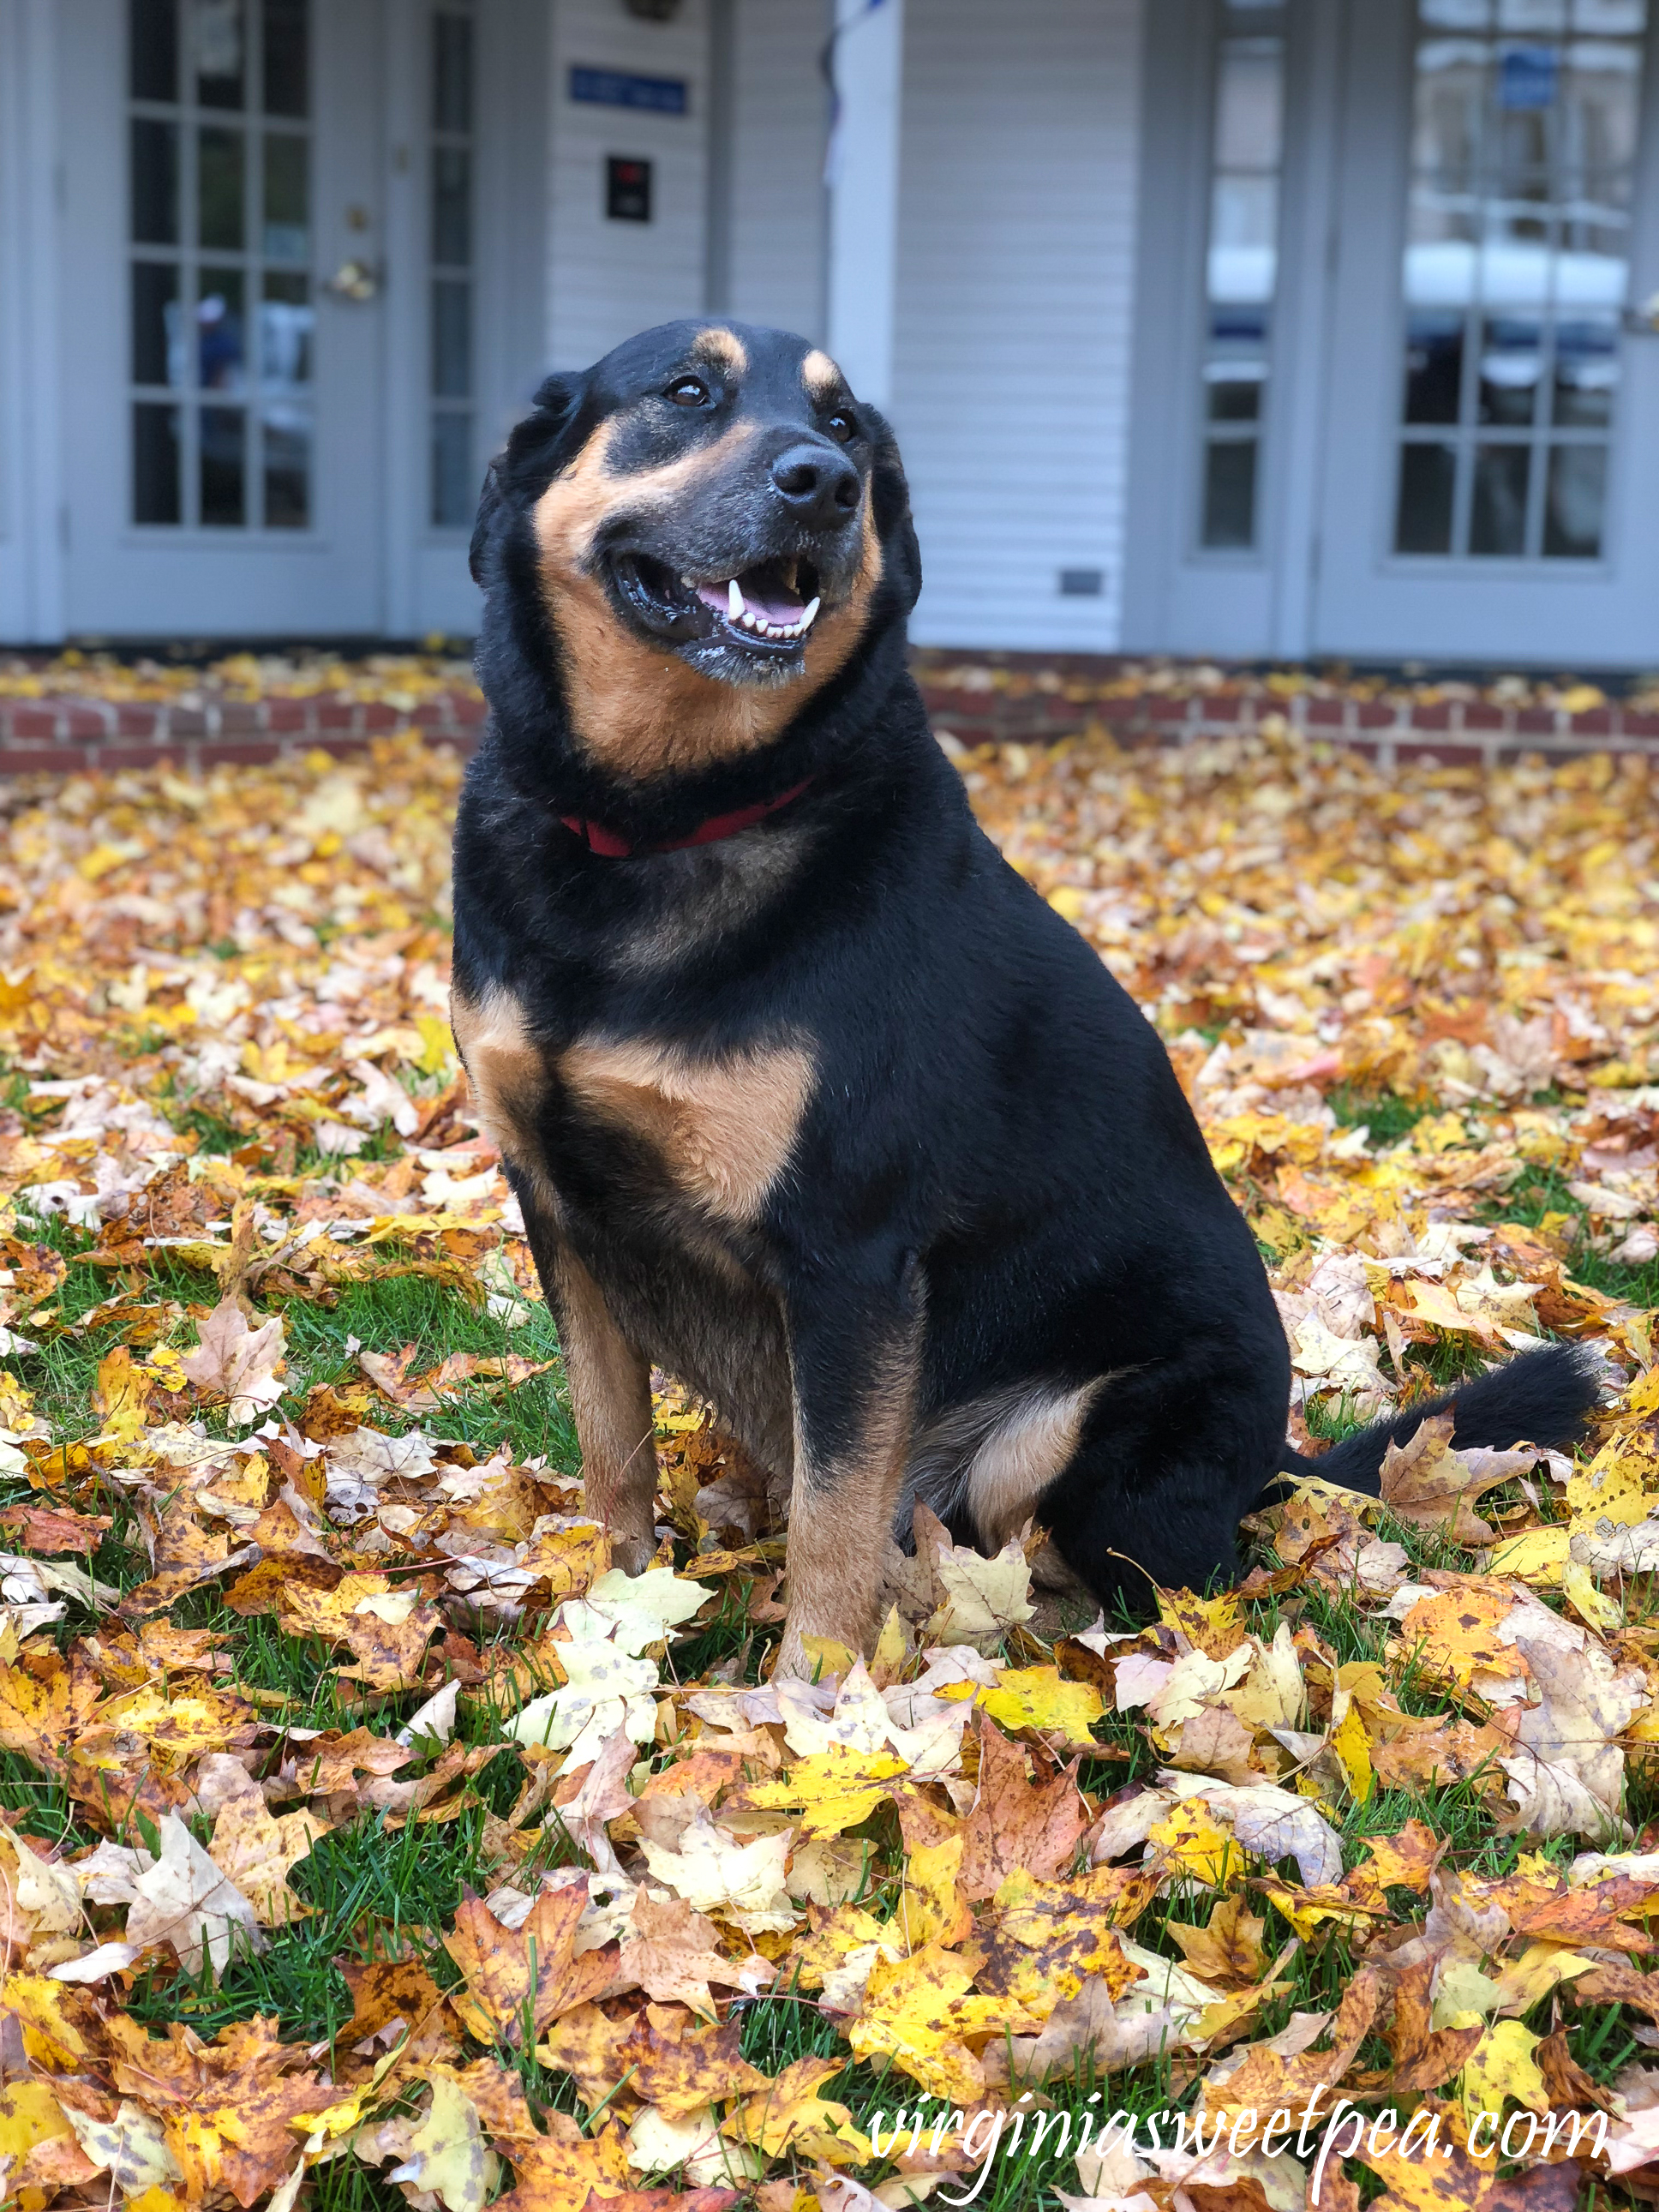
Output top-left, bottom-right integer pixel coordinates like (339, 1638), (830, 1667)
(1394, 0), (1644, 556)
(1198, 7), (1285, 551)
(127, 0), (311, 528)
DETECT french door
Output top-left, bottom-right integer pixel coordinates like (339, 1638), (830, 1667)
(57, 0), (389, 635)
(51, 0), (524, 642)
(1128, 0), (1659, 668)
(1310, 0), (1659, 665)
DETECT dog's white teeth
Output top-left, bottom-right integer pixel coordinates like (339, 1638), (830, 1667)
(680, 573), (696, 590)
(739, 610), (757, 631)
(800, 596), (821, 631)
(727, 578), (745, 619)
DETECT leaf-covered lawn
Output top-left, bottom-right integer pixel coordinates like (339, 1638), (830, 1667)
(0, 668), (1654, 2211)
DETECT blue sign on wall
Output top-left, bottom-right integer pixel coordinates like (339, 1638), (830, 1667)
(569, 67), (688, 115)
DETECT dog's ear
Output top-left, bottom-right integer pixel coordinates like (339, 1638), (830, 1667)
(503, 370), (586, 477)
(470, 374), (589, 587)
(468, 460), (503, 585)
(862, 405), (922, 615)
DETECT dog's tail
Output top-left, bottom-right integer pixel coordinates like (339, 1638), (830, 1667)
(1277, 1340), (1603, 1498)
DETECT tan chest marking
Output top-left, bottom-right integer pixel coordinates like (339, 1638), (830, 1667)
(560, 1036), (814, 1224)
(450, 986), (548, 1184)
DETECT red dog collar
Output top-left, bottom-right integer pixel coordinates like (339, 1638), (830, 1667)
(559, 778), (812, 858)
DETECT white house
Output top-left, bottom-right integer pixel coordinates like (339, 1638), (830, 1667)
(1, 0), (1655, 666)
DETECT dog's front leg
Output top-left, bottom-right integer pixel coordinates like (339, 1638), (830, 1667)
(776, 1254), (924, 1676)
(515, 1183), (658, 1574)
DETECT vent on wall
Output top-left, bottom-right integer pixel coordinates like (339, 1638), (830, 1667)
(1058, 568), (1104, 596)
(623, 0), (681, 18)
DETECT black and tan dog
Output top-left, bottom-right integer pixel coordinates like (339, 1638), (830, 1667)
(452, 318), (1597, 1675)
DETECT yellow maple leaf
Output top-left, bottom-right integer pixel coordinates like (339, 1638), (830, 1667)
(1459, 2017), (1548, 2123)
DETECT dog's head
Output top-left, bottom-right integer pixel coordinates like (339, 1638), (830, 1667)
(472, 321), (919, 786)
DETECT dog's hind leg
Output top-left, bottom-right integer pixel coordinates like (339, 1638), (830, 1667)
(776, 1252), (925, 1676)
(513, 1178), (658, 1574)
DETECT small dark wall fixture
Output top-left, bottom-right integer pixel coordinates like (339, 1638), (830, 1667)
(607, 156), (652, 222)
(1058, 567), (1104, 596)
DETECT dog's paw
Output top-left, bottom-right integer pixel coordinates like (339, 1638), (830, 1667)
(608, 1532), (658, 1577)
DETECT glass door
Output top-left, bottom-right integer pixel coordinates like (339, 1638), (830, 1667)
(1311, 0), (1659, 664)
(58, 0), (385, 636)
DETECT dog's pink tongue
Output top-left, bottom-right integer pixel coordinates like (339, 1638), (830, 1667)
(696, 578), (804, 626)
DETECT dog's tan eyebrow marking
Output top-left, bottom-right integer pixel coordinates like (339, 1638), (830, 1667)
(801, 350), (842, 403)
(693, 327), (748, 375)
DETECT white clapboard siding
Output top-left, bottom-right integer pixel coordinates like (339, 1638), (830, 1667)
(893, 0), (1142, 651)
(722, 0), (831, 343)
(546, 0), (711, 371)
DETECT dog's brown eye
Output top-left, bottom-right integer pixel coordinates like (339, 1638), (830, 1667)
(826, 410), (855, 443)
(666, 376), (710, 407)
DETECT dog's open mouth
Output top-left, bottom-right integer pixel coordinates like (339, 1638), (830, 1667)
(608, 553), (823, 656)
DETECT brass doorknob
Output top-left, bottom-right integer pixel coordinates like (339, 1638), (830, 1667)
(325, 258), (380, 303)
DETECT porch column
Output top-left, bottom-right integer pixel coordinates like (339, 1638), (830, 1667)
(824, 0), (903, 411)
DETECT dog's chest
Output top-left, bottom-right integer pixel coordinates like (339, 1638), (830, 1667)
(452, 985), (812, 1227)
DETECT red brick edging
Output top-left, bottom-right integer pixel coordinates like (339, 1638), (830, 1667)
(911, 650), (1659, 770)
(1, 653), (1656, 776)
(0, 690), (487, 776)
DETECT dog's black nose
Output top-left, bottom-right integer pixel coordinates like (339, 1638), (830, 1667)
(770, 443), (860, 528)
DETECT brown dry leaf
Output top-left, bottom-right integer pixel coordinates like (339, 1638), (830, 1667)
(207, 1794), (327, 1925)
(1165, 1892), (1272, 1987)
(339, 1954), (458, 2062)
(959, 1723), (1092, 1902)
(613, 1888), (776, 2021)
(443, 1885), (619, 2045)
(1204, 1965), (1386, 2121)
(105, 2011), (338, 2209)
(1379, 1415), (1536, 1544)
(0, 1504), (111, 1555)
(177, 1297), (287, 1425)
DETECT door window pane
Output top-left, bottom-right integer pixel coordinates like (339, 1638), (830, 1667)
(1553, 313), (1618, 421)
(261, 271), (312, 386)
(434, 11), (473, 131)
(131, 261), (180, 384)
(1543, 439), (1608, 550)
(131, 118), (179, 243)
(128, 0), (313, 528)
(130, 0), (179, 101)
(263, 406), (310, 525)
(1470, 441), (1531, 549)
(432, 280), (470, 399)
(197, 126), (245, 249)
(134, 402), (182, 523)
(433, 411), (474, 529)
(1196, 6), (1286, 553)
(1404, 311), (1464, 419)
(262, 0), (307, 116)
(262, 132), (308, 258)
(433, 147), (470, 267)
(1393, 0), (1643, 556)
(1396, 441), (1458, 549)
(193, 0), (245, 108)
(197, 267), (245, 390)
(201, 405), (245, 523)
